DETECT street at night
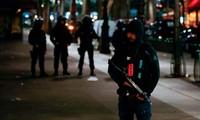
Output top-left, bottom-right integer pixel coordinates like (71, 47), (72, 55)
(0, 29), (200, 120)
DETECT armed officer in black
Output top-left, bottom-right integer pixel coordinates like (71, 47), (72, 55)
(50, 16), (73, 76)
(75, 16), (99, 76)
(28, 19), (48, 77)
(108, 19), (160, 120)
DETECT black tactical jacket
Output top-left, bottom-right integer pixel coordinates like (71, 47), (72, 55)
(28, 28), (46, 52)
(108, 42), (160, 96)
(50, 24), (73, 47)
(108, 20), (160, 96)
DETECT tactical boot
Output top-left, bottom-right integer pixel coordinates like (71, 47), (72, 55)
(90, 70), (95, 76)
(63, 71), (70, 75)
(78, 69), (82, 76)
(53, 70), (58, 76)
(40, 72), (48, 77)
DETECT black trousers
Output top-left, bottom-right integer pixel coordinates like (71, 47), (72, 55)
(54, 46), (68, 73)
(78, 46), (94, 71)
(30, 48), (45, 75)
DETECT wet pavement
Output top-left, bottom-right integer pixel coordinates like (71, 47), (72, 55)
(0, 28), (200, 120)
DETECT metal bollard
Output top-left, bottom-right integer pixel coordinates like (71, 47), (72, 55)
(170, 54), (187, 77)
(194, 50), (200, 82)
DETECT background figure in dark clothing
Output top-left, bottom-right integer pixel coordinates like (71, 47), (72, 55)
(111, 20), (127, 66)
(50, 16), (73, 76)
(28, 19), (48, 77)
(112, 20), (126, 52)
(75, 15), (99, 76)
(108, 19), (160, 120)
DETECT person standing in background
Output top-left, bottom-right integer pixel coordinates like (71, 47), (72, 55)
(28, 19), (48, 77)
(112, 20), (126, 52)
(50, 16), (73, 76)
(111, 20), (127, 63)
(75, 15), (99, 76)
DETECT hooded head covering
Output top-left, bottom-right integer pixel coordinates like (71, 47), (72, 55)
(82, 15), (92, 27)
(33, 19), (43, 29)
(125, 19), (144, 43)
(57, 16), (66, 25)
(116, 19), (126, 29)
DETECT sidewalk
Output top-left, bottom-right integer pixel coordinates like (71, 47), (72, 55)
(0, 28), (199, 120)
(45, 28), (200, 119)
(68, 42), (200, 119)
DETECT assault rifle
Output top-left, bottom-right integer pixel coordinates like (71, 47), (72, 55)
(108, 59), (149, 101)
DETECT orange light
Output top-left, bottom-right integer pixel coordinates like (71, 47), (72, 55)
(65, 23), (69, 26)
(16, 9), (21, 13)
(68, 25), (74, 30)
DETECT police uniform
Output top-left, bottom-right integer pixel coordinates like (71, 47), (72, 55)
(75, 16), (99, 76)
(28, 19), (48, 77)
(50, 16), (73, 76)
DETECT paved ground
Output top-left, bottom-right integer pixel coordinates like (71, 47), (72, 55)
(0, 28), (200, 120)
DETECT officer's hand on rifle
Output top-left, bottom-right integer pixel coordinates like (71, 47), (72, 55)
(123, 82), (132, 88)
(123, 82), (145, 101)
(136, 93), (145, 101)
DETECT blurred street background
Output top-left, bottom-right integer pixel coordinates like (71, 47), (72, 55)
(0, 0), (200, 119)
(0, 27), (199, 120)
